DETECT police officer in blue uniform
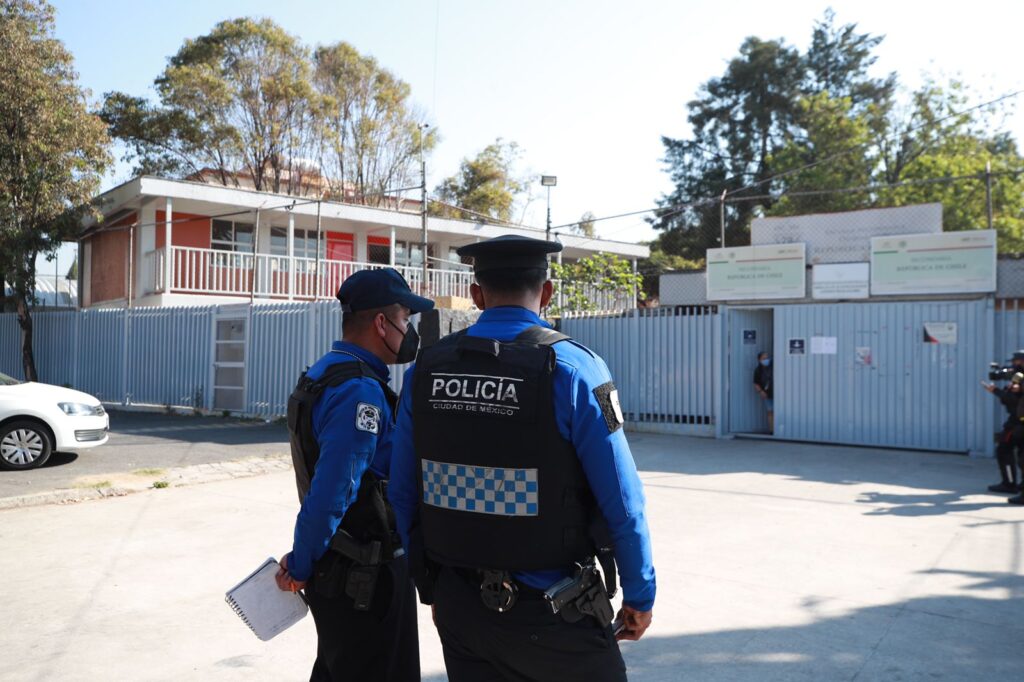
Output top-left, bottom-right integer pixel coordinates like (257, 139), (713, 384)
(389, 235), (656, 681)
(277, 268), (433, 682)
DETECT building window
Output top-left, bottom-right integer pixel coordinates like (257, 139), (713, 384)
(394, 240), (435, 268)
(444, 247), (472, 270)
(368, 242), (390, 265)
(212, 219), (254, 252)
(268, 227), (325, 260)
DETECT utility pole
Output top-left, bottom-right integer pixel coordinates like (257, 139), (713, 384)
(541, 175), (557, 240)
(985, 161), (993, 231)
(420, 124), (429, 295)
(720, 189), (728, 247)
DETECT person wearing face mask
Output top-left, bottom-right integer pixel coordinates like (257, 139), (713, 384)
(277, 267), (433, 682)
(389, 235), (655, 682)
(753, 351), (774, 434)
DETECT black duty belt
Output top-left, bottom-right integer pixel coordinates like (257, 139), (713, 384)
(452, 563), (614, 626)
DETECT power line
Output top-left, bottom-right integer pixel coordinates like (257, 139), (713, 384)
(556, 167), (1024, 250)
(725, 88), (1024, 198)
(550, 87), (1024, 233)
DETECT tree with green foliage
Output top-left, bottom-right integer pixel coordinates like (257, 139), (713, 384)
(0, 0), (110, 380)
(650, 8), (1024, 288)
(101, 19), (433, 202)
(767, 92), (875, 216)
(104, 18), (313, 194)
(431, 139), (530, 223)
(636, 245), (704, 302)
(571, 211), (597, 237)
(313, 42), (437, 206)
(550, 253), (644, 314)
(651, 11), (894, 260)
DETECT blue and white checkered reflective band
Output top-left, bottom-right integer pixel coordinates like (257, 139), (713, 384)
(421, 458), (539, 516)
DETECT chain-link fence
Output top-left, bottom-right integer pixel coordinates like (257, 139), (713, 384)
(703, 170), (1023, 253)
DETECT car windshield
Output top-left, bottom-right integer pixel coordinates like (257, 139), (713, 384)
(0, 372), (22, 386)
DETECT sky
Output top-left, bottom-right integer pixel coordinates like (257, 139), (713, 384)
(40, 0), (1024, 275)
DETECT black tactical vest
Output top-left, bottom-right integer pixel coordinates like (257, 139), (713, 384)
(286, 357), (399, 545)
(411, 325), (596, 571)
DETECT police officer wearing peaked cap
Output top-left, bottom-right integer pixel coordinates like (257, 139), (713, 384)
(277, 267), (433, 681)
(388, 235), (656, 681)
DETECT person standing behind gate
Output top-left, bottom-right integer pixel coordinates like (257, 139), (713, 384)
(753, 351), (774, 434)
(389, 234), (656, 682)
(276, 268), (433, 682)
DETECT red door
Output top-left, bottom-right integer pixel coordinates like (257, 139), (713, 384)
(326, 233), (354, 261)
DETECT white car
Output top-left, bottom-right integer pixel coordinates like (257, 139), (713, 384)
(0, 371), (109, 470)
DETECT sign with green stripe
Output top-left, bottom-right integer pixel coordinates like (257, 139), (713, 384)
(870, 230), (996, 295)
(706, 244), (806, 301)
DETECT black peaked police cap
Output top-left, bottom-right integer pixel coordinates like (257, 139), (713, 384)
(456, 234), (563, 274)
(335, 268), (435, 314)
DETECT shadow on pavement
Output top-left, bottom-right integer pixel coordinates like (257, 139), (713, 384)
(857, 489), (1020, 516)
(418, 585), (1022, 682)
(40, 451), (79, 469)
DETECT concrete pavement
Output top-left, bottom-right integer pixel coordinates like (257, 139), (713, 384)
(1, 432), (1022, 681)
(0, 410), (289, 501)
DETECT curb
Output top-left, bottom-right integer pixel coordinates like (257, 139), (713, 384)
(0, 454), (292, 511)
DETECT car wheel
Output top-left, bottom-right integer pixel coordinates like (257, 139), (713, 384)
(0, 421), (53, 471)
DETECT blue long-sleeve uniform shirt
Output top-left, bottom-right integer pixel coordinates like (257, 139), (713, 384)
(389, 306), (656, 611)
(289, 341), (393, 582)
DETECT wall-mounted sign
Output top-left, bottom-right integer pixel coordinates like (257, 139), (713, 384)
(788, 338), (806, 355)
(752, 203), (942, 264)
(855, 346), (872, 366)
(812, 263), (870, 299)
(923, 322), (958, 345)
(743, 329), (757, 345)
(871, 230), (996, 296)
(706, 243), (806, 301)
(811, 336), (837, 355)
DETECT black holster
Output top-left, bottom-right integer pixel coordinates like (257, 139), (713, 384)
(543, 562), (615, 626)
(311, 529), (388, 610)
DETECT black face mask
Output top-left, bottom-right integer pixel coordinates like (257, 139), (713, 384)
(385, 317), (420, 364)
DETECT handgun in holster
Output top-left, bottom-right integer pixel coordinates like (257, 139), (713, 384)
(334, 529), (385, 611)
(543, 561), (615, 626)
(312, 528), (386, 610)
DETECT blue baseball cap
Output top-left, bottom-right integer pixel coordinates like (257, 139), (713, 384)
(335, 268), (435, 313)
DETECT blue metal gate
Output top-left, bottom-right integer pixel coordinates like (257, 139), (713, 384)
(770, 299), (993, 453)
(563, 307), (720, 436)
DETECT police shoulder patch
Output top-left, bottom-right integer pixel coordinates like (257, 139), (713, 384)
(593, 381), (624, 433)
(355, 402), (381, 434)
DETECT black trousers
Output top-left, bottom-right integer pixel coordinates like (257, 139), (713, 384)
(996, 430), (1021, 485)
(306, 554), (420, 682)
(433, 567), (627, 682)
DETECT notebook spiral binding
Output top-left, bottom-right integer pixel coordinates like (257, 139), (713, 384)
(225, 594), (258, 636)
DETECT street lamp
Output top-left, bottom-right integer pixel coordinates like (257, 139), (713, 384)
(541, 175), (557, 240)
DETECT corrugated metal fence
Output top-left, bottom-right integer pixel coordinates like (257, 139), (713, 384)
(772, 299), (992, 453)
(4, 299), (1022, 452)
(563, 307), (720, 436)
(0, 302), (411, 417)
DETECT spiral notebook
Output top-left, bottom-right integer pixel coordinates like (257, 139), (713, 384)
(225, 557), (308, 641)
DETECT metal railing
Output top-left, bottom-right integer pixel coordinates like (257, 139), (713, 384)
(152, 245), (477, 301)
(140, 245), (633, 312)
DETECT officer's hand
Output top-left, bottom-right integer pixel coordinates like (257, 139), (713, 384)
(982, 381), (996, 393)
(614, 605), (652, 641)
(275, 553), (307, 592)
